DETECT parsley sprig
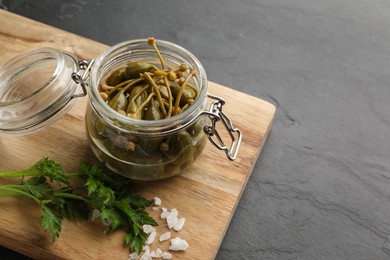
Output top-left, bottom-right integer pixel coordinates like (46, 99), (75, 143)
(0, 157), (157, 254)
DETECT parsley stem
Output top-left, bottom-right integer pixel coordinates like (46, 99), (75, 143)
(63, 172), (81, 178)
(54, 192), (89, 202)
(0, 185), (40, 203)
(0, 169), (40, 178)
(57, 186), (83, 193)
(0, 189), (19, 196)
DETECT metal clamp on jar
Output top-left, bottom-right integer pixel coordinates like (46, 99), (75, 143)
(0, 39), (242, 181)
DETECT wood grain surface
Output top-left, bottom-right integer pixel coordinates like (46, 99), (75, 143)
(0, 10), (276, 260)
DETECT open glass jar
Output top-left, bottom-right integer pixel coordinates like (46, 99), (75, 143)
(0, 39), (242, 181)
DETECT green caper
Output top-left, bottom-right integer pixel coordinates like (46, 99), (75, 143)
(126, 86), (148, 118)
(187, 121), (203, 138)
(163, 164), (181, 176)
(108, 90), (128, 111)
(163, 131), (193, 159)
(131, 145), (163, 165)
(157, 84), (169, 99)
(143, 99), (163, 121)
(138, 136), (164, 155)
(124, 62), (154, 80)
(173, 145), (195, 168)
(106, 67), (125, 86)
(95, 118), (106, 135)
(170, 85), (197, 105)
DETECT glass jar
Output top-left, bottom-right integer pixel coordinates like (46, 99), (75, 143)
(0, 39), (242, 181)
(0, 48), (81, 134)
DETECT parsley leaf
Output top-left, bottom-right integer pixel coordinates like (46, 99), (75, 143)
(100, 207), (125, 232)
(41, 201), (64, 241)
(60, 197), (89, 221)
(124, 226), (147, 255)
(21, 176), (53, 198)
(33, 157), (70, 185)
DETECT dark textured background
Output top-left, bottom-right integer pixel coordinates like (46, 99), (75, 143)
(1, 0), (390, 259)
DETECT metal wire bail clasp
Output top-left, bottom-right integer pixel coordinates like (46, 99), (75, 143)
(202, 94), (242, 161)
(71, 59), (95, 99)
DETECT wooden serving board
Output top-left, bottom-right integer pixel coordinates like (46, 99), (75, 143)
(0, 10), (276, 260)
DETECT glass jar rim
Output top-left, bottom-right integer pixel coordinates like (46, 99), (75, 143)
(0, 48), (63, 105)
(0, 47), (80, 135)
(88, 38), (208, 135)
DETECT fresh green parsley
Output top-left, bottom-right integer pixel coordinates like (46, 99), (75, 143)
(0, 157), (157, 254)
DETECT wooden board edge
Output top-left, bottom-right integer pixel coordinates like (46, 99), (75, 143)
(209, 101), (276, 259)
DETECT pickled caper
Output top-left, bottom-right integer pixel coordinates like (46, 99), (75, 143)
(163, 131), (192, 159)
(95, 118), (106, 135)
(173, 146), (195, 168)
(143, 99), (163, 121)
(170, 85), (197, 106)
(108, 90), (128, 111)
(124, 62), (154, 80)
(106, 67), (125, 86)
(138, 136), (164, 155)
(126, 86), (148, 119)
(187, 121), (203, 138)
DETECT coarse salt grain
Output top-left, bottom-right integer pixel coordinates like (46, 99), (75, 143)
(169, 237), (189, 251)
(170, 208), (178, 217)
(128, 252), (138, 260)
(154, 197), (162, 206)
(140, 252), (152, 260)
(150, 247), (163, 258)
(152, 206), (159, 211)
(145, 231), (157, 245)
(173, 217), (185, 231)
(159, 231), (171, 242)
(91, 209), (100, 221)
(160, 208), (169, 219)
(92, 209), (111, 228)
(143, 224), (156, 234)
(167, 214), (179, 229)
(166, 208), (179, 229)
(101, 218), (111, 228)
(155, 248), (163, 258)
(162, 252), (172, 259)
(140, 246), (151, 260)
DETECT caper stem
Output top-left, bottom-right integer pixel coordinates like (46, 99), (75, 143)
(108, 79), (136, 96)
(129, 84), (149, 103)
(163, 77), (173, 118)
(132, 92), (156, 117)
(152, 70), (168, 77)
(150, 64), (160, 71)
(185, 82), (199, 97)
(99, 83), (115, 92)
(173, 69), (196, 115)
(181, 103), (189, 111)
(143, 72), (167, 117)
(148, 37), (165, 69)
(121, 78), (145, 93)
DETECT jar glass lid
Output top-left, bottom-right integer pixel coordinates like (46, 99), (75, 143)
(0, 47), (80, 135)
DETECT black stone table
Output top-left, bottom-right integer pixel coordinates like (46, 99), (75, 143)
(1, 0), (390, 259)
